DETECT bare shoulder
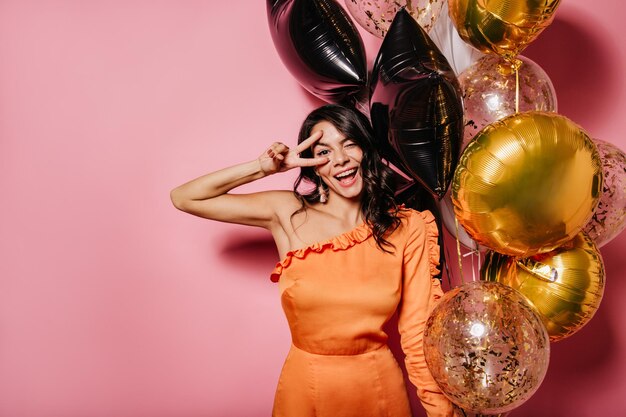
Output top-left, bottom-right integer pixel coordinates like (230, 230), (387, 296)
(267, 190), (305, 228)
(262, 190), (302, 213)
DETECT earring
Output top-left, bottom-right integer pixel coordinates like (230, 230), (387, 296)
(318, 177), (328, 204)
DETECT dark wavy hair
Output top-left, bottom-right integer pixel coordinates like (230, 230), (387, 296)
(292, 104), (400, 252)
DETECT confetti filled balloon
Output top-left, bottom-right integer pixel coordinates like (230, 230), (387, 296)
(448, 0), (562, 61)
(344, 0), (444, 38)
(481, 233), (605, 342)
(424, 281), (550, 414)
(452, 111), (603, 257)
(370, 8), (463, 198)
(583, 139), (626, 247)
(460, 55), (557, 146)
(266, 0), (367, 105)
(453, 408), (510, 417)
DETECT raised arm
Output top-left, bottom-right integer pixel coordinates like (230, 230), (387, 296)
(169, 131), (328, 229)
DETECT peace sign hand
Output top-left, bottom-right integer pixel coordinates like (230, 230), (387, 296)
(258, 131), (328, 175)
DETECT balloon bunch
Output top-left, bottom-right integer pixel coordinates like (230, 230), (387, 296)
(423, 1), (625, 416)
(266, 1), (626, 415)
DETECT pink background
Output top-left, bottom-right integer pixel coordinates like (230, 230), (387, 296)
(1, 1), (624, 417)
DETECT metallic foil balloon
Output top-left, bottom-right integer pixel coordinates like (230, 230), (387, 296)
(448, 0), (561, 61)
(583, 139), (626, 247)
(460, 55), (557, 146)
(344, 0), (444, 38)
(267, 0), (367, 104)
(452, 111), (603, 257)
(481, 233), (606, 342)
(424, 281), (550, 414)
(370, 8), (464, 198)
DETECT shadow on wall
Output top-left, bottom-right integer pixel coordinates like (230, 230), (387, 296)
(218, 229), (279, 277)
(524, 11), (621, 135)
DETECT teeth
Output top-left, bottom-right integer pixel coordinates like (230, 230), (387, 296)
(336, 168), (356, 179)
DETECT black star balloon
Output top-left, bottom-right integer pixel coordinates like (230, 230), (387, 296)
(267, 0), (368, 106)
(370, 8), (464, 199)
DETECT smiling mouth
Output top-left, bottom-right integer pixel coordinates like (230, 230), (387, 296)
(334, 168), (358, 185)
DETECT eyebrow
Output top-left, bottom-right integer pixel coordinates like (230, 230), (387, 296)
(313, 138), (354, 148)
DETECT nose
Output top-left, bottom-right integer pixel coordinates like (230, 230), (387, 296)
(333, 149), (349, 165)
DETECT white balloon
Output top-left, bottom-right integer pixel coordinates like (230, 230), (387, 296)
(439, 191), (484, 252)
(428, 3), (484, 76)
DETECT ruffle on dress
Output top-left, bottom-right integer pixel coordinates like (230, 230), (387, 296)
(418, 209), (441, 279)
(270, 209), (441, 283)
(417, 209), (445, 312)
(270, 221), (372, 283)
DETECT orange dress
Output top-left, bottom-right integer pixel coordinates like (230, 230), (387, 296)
(270, 209), (454, 417)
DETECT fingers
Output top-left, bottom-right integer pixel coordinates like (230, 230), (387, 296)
(297, 156), (329, 167)
(266, 142), (289, 158)
(294, 130), (323, 154)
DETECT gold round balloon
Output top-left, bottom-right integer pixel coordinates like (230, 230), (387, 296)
(448, 0), (562, 61)
(452, 111), (603, 257)
(481, 233), (605, 342)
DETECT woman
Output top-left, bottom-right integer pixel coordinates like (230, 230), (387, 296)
(170, 104), (454, 417)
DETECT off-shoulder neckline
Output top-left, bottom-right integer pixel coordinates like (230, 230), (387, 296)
(279, 204), (414, 260)
(279, 220), (371, 262)
(270, 221), (373, 282)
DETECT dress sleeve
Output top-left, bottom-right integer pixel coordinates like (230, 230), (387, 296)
(397, 210), (454, 417)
